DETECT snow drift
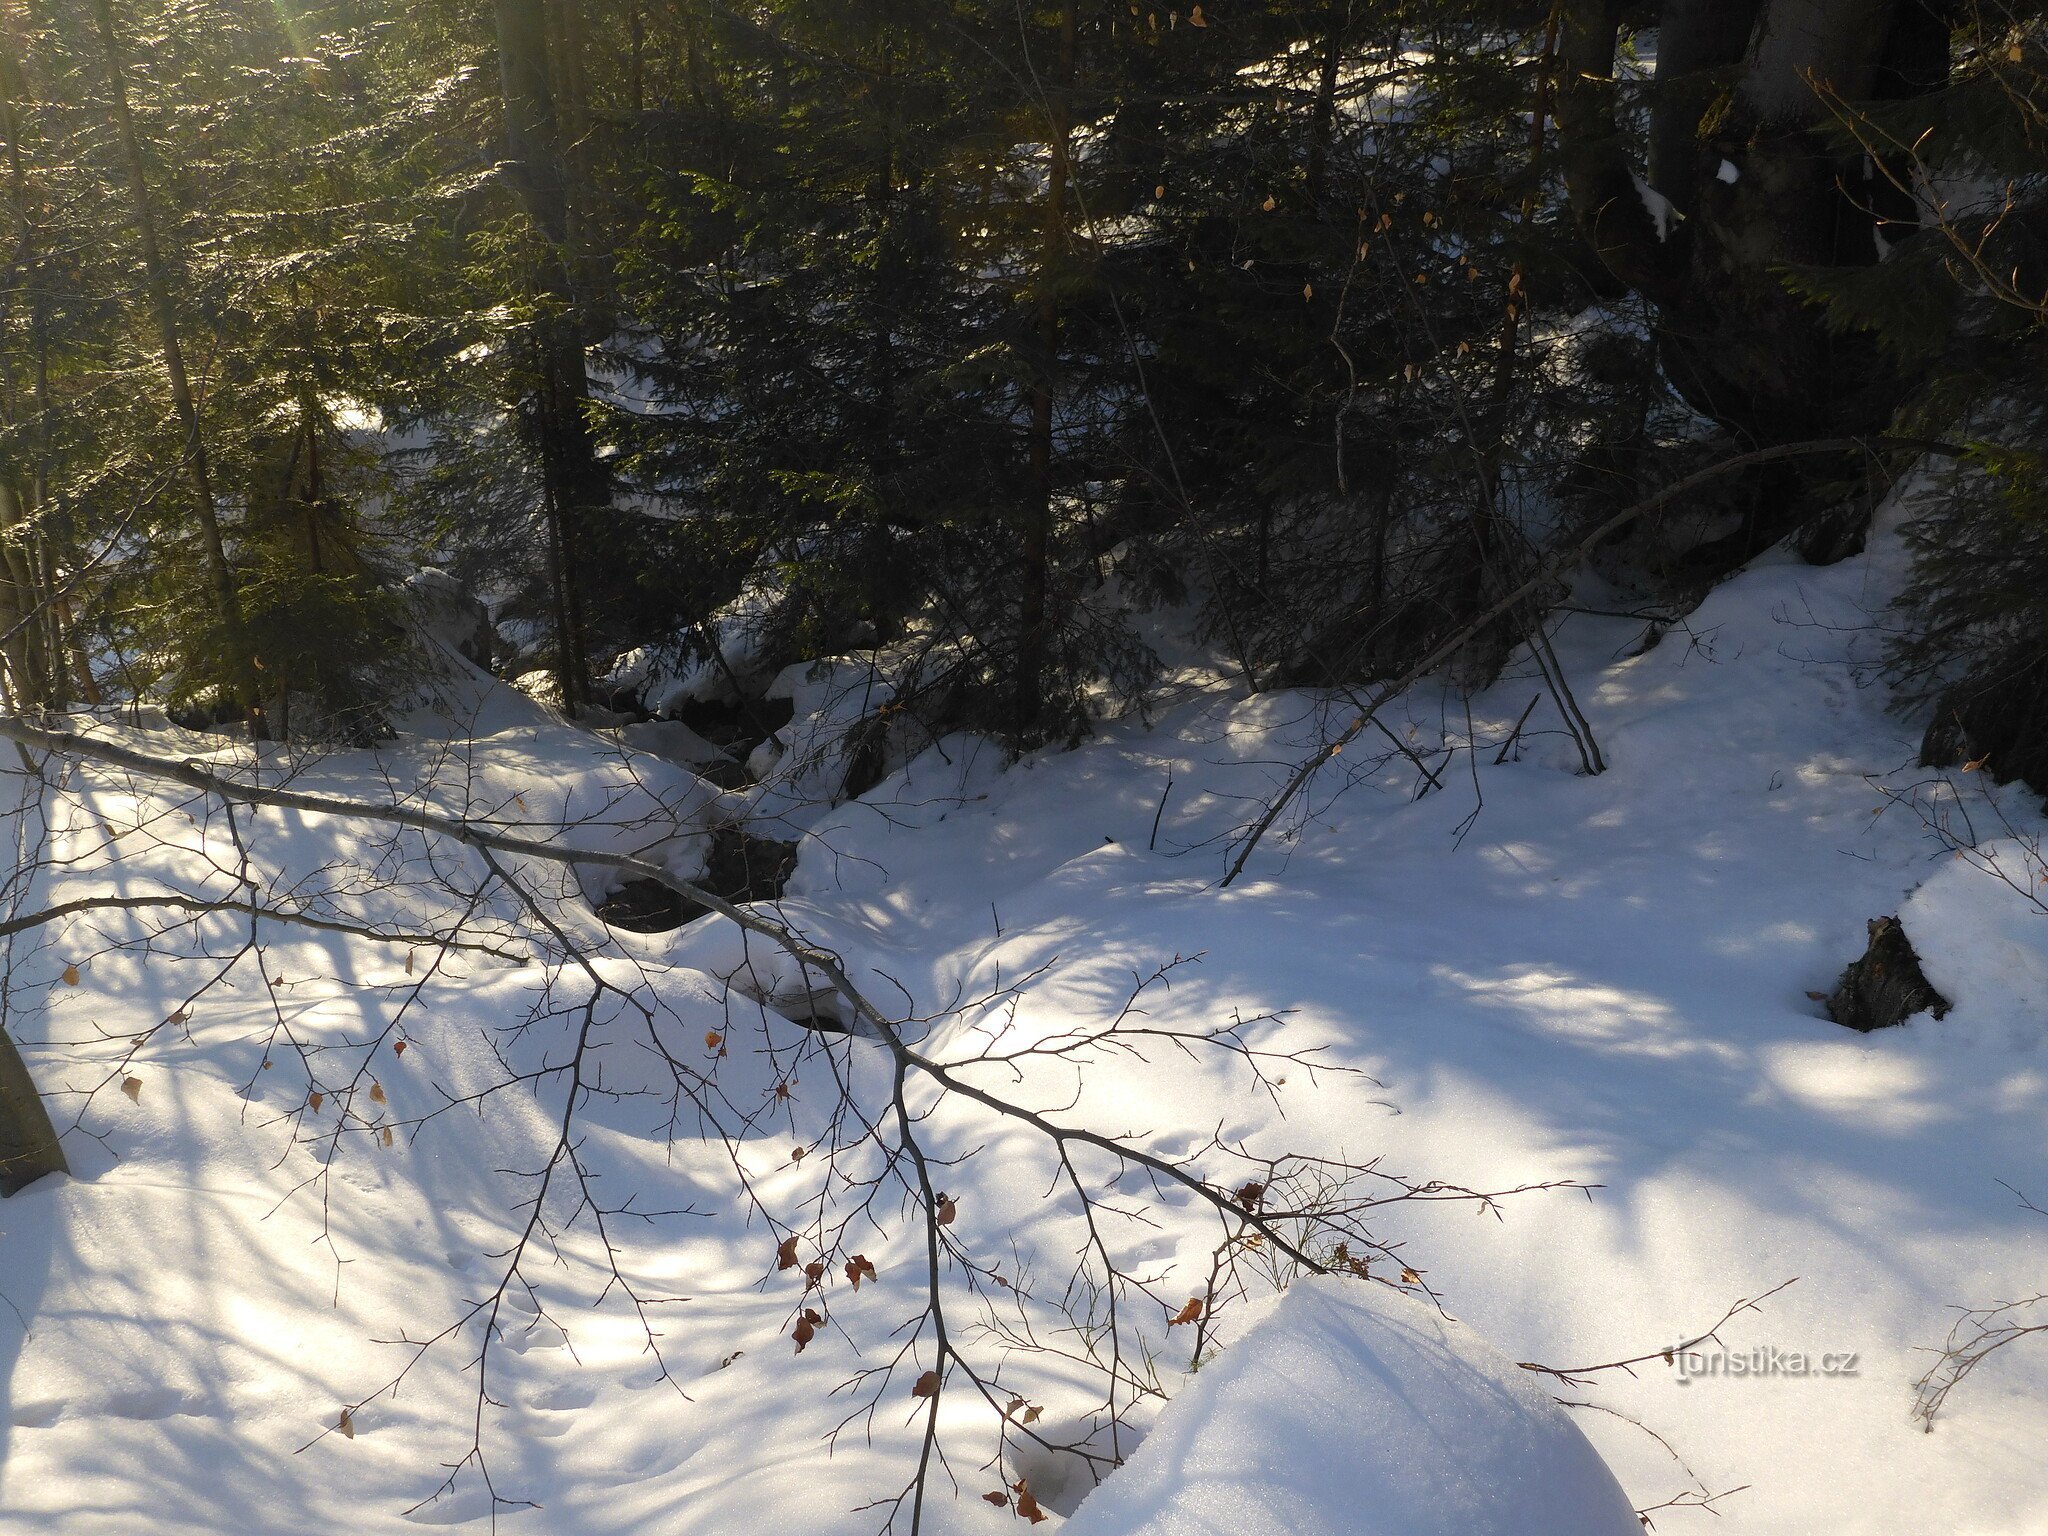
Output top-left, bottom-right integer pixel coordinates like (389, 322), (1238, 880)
(1060, 1276), (1641, 1536)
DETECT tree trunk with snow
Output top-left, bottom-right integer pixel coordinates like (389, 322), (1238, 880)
(0, 1027), (64, 1195)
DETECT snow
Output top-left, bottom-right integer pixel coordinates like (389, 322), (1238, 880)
(1634, 173), (1677, 239)
(1901, 841), (2048, 1043)
(2, 488), (2047, 1534)
(1059, 1276), (1641, 1536)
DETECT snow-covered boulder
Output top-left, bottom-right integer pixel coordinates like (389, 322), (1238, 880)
(1060, 1277), (1640, 1536)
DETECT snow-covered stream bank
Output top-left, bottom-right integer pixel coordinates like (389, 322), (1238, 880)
(1, 507), (2045, 1535)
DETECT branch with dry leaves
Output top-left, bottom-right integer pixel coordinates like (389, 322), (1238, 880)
(0, 714), (1609, 1534)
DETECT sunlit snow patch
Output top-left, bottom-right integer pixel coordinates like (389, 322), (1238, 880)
(1060, 1276), (1639, 1536)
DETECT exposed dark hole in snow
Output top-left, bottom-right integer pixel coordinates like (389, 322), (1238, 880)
(703, 827), (799, 904)
(674, 694), (795, 755)
(594, 828), (799, 934)
(780, 996), (851, 1034)
(594, 878), (707, 933)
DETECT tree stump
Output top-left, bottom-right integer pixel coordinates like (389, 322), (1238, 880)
(0, 1028), (67, 1195)
(1826, 916), (1950, 1033)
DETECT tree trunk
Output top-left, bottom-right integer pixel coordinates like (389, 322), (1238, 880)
(1016, 0), (1076, 745)
(1306, 0), (1351, 201)
(0, 1025), (66, 1195)
(1558, 0), (1931, 443)
(492, 0), (604, 713)
(95, 0), (259, 725)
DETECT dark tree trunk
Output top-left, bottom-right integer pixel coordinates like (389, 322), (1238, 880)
(1558, 0), (1938, 446)
(96, 0), (260, 725)
(493, 0), (605, 714)
(1016, 0), (1076, 746)
(0, 1027), (65, 1196)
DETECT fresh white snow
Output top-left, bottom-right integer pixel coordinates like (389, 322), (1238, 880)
(1, 494), (2045, 1534)
(1058, 1276), (1642, 1536)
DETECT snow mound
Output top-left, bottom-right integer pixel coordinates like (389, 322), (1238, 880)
(1061, 1276), (1639, 1536)
(1900, 840), (2048, 1041)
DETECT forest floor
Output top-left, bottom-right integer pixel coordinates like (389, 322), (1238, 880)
(2, 496), (2046, 1534)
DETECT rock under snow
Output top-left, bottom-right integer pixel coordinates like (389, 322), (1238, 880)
(1059, 1276), (1640, 1536)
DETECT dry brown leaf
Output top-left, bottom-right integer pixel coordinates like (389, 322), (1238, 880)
(911, 1369), (940, 1398)
(120, 1076), (142, 1103)
(369, 1081), (386, 1105)
(935, 1196), (957, 1226)
(845, 1254), (878, 1290)
(1167, 1296), (1203, 1327)
(338, 1408), (355, 1440)
(61, 964), (79, 986)
(381, 1125), (395, 1148)
(776, 1235), (800, 1271)
(704, 1031), (724, 1051)
(309, 1091), (324, 1113)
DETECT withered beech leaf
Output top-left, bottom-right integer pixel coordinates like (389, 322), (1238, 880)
(792, 1317), (815, 1353)
(120, 1075), (142, 1103)
(911, 1369), (940, 1398)
(61, 964), (79, 986)
(1167, 1296), (1203, 1327)
(392, 1039), (406, 1057)
(776, 1235), (800, 1271)
(983, 1492), (1010, 1508)
(1014, 1481), (1048, 1523)
(704, 1031), (723, 1051)
(1234, 1181), (1264, 1209)
(338, 1408), (355, 1440)
(1021, 1404), (1043, 1424)
(803, 1260), (824, 1285)
(845, 1254), (878, 1290)
(369, 1081), (386, 1105)
(308, 1091), (325, 1113)
(934, 1196), (956, 1226)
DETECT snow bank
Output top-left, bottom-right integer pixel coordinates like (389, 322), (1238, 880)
(1901, 840), (2048, 1042)
(1061, 1277), (1639, 1536)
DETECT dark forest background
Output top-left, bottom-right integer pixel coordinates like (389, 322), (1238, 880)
(2, 0), (2045, 790)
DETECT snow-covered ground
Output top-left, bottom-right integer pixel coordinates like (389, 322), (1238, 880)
(2, 501), (2045, 1534)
